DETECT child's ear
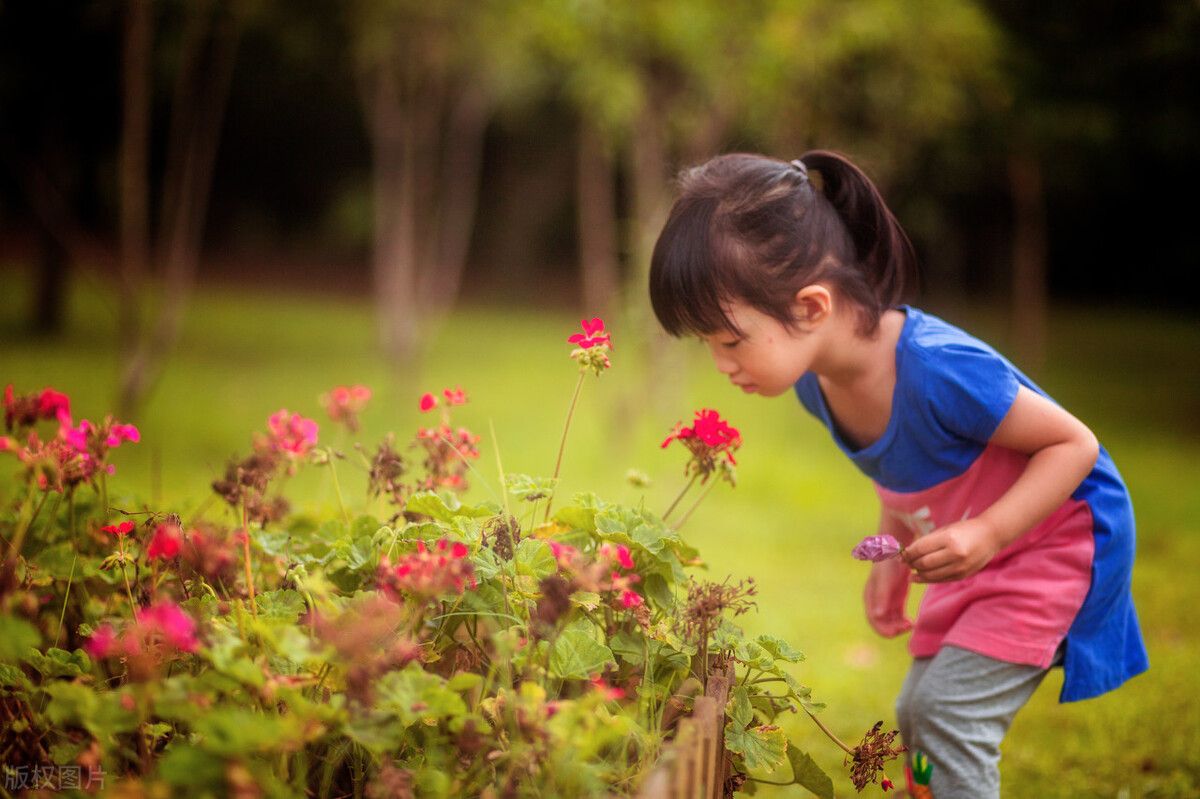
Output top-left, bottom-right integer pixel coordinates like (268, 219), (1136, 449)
(792, 285), (832, 329)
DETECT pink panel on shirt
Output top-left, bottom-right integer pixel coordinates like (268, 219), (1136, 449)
(875, 444), (1095, 668)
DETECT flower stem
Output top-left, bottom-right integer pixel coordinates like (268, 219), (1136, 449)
(661, 474), (698, 521)
(241, 500), (258, 616)
(117, 536), (137, 611)
(8, 487), (50, 564)
(99, 472), (109, 523)
(53, 549), (78, 648)
(673, 476), (718, 529)
(805, 707), (854, 756)
(544, 371), (586, 522)
(328, 454), (350, 523)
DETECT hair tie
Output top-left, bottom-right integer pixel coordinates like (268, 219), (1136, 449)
(790, 159), (808, 181)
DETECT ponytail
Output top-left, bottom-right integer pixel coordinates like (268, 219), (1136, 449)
(798, 150), (919, 311)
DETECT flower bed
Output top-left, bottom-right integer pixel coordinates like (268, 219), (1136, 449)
(0, 320), (902, 797)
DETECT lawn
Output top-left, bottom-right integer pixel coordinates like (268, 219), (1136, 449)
(2, 266), (1198, 797)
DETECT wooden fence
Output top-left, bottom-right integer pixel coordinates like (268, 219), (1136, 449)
(636, 664), (735, 799)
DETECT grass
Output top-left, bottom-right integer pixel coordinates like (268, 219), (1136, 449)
(2, 265), (1198, 797)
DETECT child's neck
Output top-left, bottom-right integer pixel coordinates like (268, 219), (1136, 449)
(813, 307), (906, 394)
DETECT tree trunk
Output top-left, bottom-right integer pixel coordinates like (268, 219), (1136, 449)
(577, 118), (619, 316)
(1009, 150), (1047, 376)
(116, 2), (240, 418)
(363, 61), (421, 364)
(118, 0), (152, 356)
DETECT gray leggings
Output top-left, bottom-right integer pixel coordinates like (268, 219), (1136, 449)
(895, 645), (1060, 799)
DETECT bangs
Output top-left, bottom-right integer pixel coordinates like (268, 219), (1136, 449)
(649, 195), (743, 337)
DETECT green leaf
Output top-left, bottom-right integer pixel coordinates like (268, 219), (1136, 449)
(157, 745), (227, 789)
(505, 473), (558, 501)
(256, 589), (306, 624)
(193, 709), (305, 756)
(514, 538), (556, 580)
(405, 491), (498, 522)
(30, 542), (93, 581)
(0, 615), (41, 662)
(375, 663), (468, 727)
(23, 647), (90, 678)
(727, 685), (754, 727)
(725, 723), (788, 772)
(756, 634), (804, 663)
(447, 672), (483, 692)
(552, 492), (606, 532)
(786, 743), (834, 799)
(0, 663), (31, 690)
(549, 619), (616, 679)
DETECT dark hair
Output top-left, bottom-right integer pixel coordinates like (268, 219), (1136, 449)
(649, 150), (918, 337)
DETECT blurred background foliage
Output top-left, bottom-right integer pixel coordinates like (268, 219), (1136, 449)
(1, 1), (1198, 795)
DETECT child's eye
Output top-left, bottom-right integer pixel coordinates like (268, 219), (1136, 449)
(720, 340), (740, 349)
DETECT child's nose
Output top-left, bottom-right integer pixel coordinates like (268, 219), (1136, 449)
(710, 351), (738, 375)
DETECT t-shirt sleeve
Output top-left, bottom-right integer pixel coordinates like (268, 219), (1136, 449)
(920, 343), (1021, 443)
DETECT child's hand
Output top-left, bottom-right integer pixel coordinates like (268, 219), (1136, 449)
(903, 518), (1000, 583)
(864, 556), (913, 637)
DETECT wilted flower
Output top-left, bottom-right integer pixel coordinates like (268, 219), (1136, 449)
(378, 538), (476, 599)
(322, 384), (371, 433)
(568, 318), (613, 375)
(851, 535), (903, 562)
(846, 721), (906, 792)
(662, 408), (742, 482)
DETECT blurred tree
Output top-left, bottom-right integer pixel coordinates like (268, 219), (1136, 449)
(116, 0), (246, 417)
(347, 0), (541, 365)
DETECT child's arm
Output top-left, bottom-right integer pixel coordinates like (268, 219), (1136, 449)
(903, 385), (1100, 583)
(864, 506), (914, 637)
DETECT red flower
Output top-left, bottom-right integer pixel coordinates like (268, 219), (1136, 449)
(621, 589), (644, 608)
(85, 623), (118, 659)
(36, 389), (72, 425)
(588, 673), (625, 700)
(881, 777), (895, 791)
(568, 318), (612, 350)
(662, 408), (742, 478)
(101, 521), (136, 537)
(135, 601), (199, 652)
(419, 392), (438, 412)
(442, 386), (467, 406)
(147, 524), (183, 560)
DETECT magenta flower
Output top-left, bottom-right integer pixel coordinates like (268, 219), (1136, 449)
(378, 538), (477, 599)
(37, 389), (72, 425)
(105, 423), (140, 447)
(146, 524), (183, 560)
(85, 623), (118, 659)
(442, 386), (467, 406)
(135, 601), (199, 652)
(621, 589), (644, 608)
(101, 520), (136, 538)
(662, 409), (743, 479)
(567, 318), (613, 375)
(851, 534), (903, 562)
(265, 409), (318, 456)
(568, 318), (612, 350)
(419, 392), (438, 412)
(322, 384), (372, 432)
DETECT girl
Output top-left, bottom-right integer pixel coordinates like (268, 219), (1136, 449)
(648, 151), (1148, 798)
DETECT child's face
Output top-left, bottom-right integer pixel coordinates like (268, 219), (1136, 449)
(699, 300), (818, 397)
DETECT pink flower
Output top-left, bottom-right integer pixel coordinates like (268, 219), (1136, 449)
(62, 419), (93, 453)
(135, 601), (199, 652)
(419, 392), (438, 412)
(37, 389), (72, 425)
(265, 409), (318, 455)
(599, 542), (635, 570)
(568, 318), (612, 350)
(621, 589), (644, 608)
(85, 624), (118, 659)
(851, 534), (903, 562)
(379, 538), (476, 599)
(0, 436), (13, 453)
(146, 524), (183, 560)
(548, 541), (579, 569)
(588, 674), (625, 701)
(101, 521), (136, 537)
(105, 423), (140, 447)
(442, 387), (467, 406)
(322, 385), (372, 431)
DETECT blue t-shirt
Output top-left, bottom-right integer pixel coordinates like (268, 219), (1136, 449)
(794, 305), (1148, 702)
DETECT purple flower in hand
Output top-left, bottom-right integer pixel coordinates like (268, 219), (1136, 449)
(851, 534), (903, 562)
